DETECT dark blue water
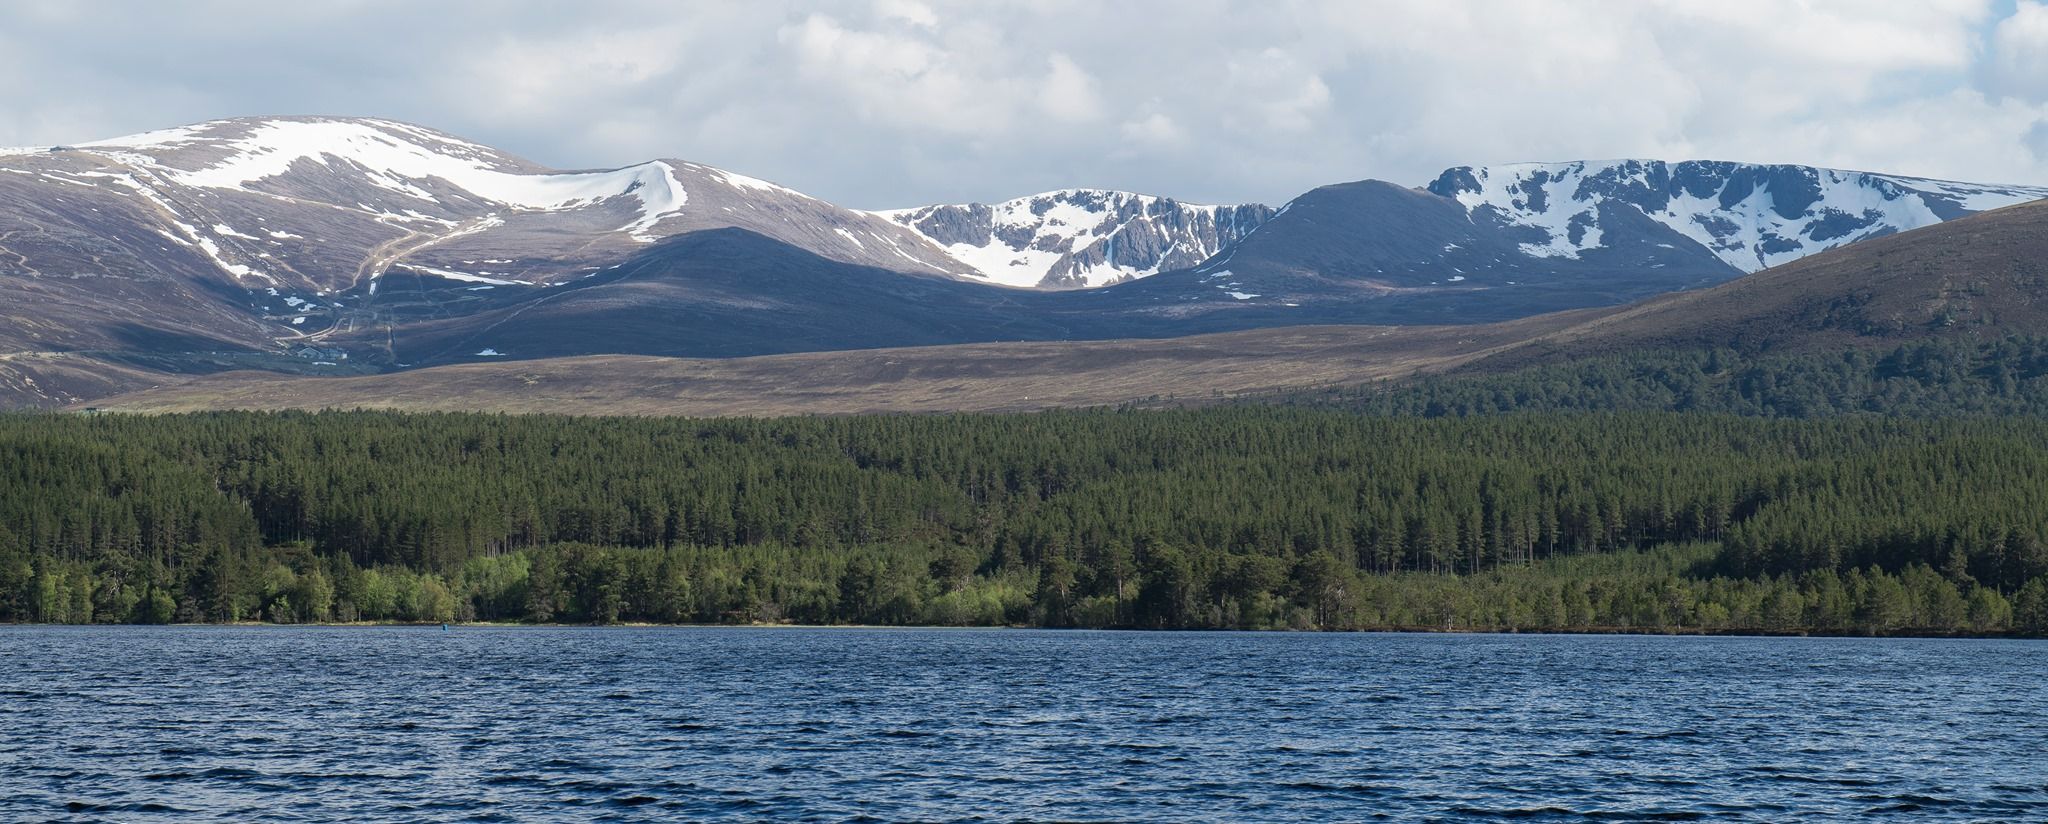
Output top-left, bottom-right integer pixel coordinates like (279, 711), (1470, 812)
(2, 628), (2045, 822)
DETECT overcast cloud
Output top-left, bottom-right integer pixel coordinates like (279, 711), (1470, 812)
(2, 0), (2046, 208)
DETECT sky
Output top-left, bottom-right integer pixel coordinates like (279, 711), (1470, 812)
(3, 0), (2047, 209)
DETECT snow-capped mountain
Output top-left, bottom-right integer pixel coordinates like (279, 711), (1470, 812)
(1425, 160), (2048, 272)
(1, 116), (969, 299)
(876, 190), (1271, 288)
(0, 115), (992, 366)
(1125, 159), (2048, 323)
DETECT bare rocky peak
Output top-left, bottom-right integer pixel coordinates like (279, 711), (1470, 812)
(875, 189), (1273, 289)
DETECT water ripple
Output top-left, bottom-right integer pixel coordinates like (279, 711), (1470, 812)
(1, 627), (2045, 821)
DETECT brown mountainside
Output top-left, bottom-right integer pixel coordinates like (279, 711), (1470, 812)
(1476, 199), (2048, 369)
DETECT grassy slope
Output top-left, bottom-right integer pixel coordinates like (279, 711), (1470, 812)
(85, 320), (1583, 415)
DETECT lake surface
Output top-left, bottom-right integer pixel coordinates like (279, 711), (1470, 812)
(2, 627), (2044, 822)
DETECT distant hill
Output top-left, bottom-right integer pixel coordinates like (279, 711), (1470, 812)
(83, 197), (2048, 416)
(1475, 198), (2048, 369)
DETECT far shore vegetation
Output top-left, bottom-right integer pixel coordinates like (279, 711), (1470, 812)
(4, 407), (2048, 636)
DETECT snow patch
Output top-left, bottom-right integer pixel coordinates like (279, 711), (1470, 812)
(394, 263), (523, 285)
(77, 124), (213, 150)
(710, 167), (807, 198)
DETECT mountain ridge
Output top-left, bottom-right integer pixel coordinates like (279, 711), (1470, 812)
(82, 195), (2048, 416)
(1425, 158), (2048, 271)
(874, 189), (1272, 289)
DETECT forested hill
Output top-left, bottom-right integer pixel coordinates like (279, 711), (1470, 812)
(1300, 336), (2048, 418)
(4, 409), (2048, 635)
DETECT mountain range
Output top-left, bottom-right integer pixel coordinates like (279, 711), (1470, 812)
(93, 194), (2048, 416)
(3, 115), (2046, 409)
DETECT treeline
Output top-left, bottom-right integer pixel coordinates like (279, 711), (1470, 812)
(5, 410), (2048, 632)
(20, 540), (2048, 636)
(1304, 336), (2048, 418)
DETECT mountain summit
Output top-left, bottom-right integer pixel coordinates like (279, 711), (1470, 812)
(1426, 159), (2048, 272)
(875, 190), (1272, 289)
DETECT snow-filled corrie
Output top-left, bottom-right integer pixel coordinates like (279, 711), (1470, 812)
(875, 189), (1266, 289)
(1431, 159), (2048, 272)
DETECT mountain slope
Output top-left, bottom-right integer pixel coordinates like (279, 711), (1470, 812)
(0, 116), (976, 362)
(87, 193), (2048, 416)
(342, 228), (1097, 364)
(876, 189), (1271, 288)
(61, 116), (971, 287)
(1474, 197), (2048, 368)
(1128, 160), (2048, 320)
(1112, 179), (1737, 323)
(347, 227), (1501, 368)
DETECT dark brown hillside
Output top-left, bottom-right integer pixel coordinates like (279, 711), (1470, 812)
(1474, 199), (2048, 370)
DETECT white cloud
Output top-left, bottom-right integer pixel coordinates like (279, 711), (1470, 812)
(452, 27), (688, 120)
(1986, 1), (2048, 103)
(1222, 48), (1330, 133)
(778, 12), (1022, 137)
(1038, 54), (1104, 123)
(2025, 120), (2048, 162)
(875, 0), (939, 29)
(1120, 111), (1185, 148)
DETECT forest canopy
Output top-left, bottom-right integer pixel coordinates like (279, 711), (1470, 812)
(1299, 336), (2048, 418)
(4, 408), (2048, 635)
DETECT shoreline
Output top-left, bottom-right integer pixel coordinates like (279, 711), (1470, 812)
(5, 621), (2038, 640)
